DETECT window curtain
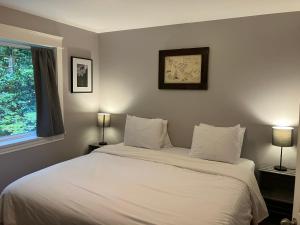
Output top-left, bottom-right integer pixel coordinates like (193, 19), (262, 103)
(31, 47), (64, 137)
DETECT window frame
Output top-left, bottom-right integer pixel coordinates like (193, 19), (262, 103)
(0, 23), (64, 155)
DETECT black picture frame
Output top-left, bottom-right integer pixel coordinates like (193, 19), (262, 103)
(71, 56), (93, 93)
(158, 47), (209, 90)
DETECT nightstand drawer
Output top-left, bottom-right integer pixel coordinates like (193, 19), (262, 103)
(257, 166), (295, 220)
(264, 198), (293, 218)
(259, 172), (295, 203)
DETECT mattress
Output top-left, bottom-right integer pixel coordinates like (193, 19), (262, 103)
(0, 144), (267, 225)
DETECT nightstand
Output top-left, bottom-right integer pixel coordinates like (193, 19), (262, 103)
(257, 166), (295, 224)
(87, 143), (104, 154)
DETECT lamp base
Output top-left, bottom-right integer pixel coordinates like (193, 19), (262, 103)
(274, 165), (287, 171)
(99, 142), (107, 146)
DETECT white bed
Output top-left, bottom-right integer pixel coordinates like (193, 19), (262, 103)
(0, 144), (268, 225)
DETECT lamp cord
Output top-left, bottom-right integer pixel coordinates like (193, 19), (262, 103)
(280, 146), (283, 169)
(102, 115), (105, 143)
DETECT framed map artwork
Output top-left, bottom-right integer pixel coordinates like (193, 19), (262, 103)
(158, 47), (209, 90)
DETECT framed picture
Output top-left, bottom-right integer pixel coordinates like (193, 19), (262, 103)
(71, 57), (93, 93)
(159, 47), (209, 90)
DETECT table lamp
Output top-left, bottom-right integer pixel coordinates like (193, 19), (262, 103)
(272, 126), (294, 171)
(97, 113), (111, 145)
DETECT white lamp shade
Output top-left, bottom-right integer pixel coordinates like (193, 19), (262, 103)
(272, 126), (294, 147)
(97, 113), (111, 127)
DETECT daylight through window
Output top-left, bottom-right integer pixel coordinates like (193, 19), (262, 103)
(0, 44), (36, 137)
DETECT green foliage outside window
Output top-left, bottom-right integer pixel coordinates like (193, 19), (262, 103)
(0, 45), (36, 137)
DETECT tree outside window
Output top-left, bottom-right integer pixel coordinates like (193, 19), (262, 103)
(0, 45), (36, 137)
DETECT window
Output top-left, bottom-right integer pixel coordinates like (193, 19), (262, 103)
(0, 44), (36, 138)
(0, 23), (64, 154)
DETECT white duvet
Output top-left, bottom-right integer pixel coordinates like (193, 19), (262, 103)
(0, 144), (268, 225)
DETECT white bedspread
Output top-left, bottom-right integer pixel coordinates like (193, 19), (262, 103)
(0, 144), (268, 225)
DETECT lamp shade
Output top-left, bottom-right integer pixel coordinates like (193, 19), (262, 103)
(97, 113), (111, 127)
(272, 126), (294, 147)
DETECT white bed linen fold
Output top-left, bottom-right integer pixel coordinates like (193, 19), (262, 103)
(0, 144), (267, 225)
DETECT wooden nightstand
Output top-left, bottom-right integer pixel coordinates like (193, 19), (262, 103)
(87, 143), (105, 154)
(257, 166), (295, 225)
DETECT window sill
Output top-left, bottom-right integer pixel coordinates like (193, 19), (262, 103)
(0, 133), (64, 155)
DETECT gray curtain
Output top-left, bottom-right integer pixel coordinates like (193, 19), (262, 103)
(31, 47), (64, 137)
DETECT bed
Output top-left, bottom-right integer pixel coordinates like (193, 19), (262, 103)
(0, 144), (268, 225)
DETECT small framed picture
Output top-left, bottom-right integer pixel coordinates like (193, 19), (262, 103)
(71, 57), (93, 93)
(159, 47), (209, 90)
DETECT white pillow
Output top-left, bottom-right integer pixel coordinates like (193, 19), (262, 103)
(124, 115), (163, 150)
(200, 123), (246, 150)
(190, 124), (241, 164)
(239, 127), (246, 149)
(162, 120), (173, 148)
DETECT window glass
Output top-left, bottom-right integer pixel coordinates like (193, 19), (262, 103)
(0, 45), (36, 137)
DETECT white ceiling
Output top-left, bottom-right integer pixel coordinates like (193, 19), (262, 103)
(0, 0), (300, 33)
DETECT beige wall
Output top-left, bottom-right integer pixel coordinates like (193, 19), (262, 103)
(0, 6), (100, 192)
(98, 12), (300, 169)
